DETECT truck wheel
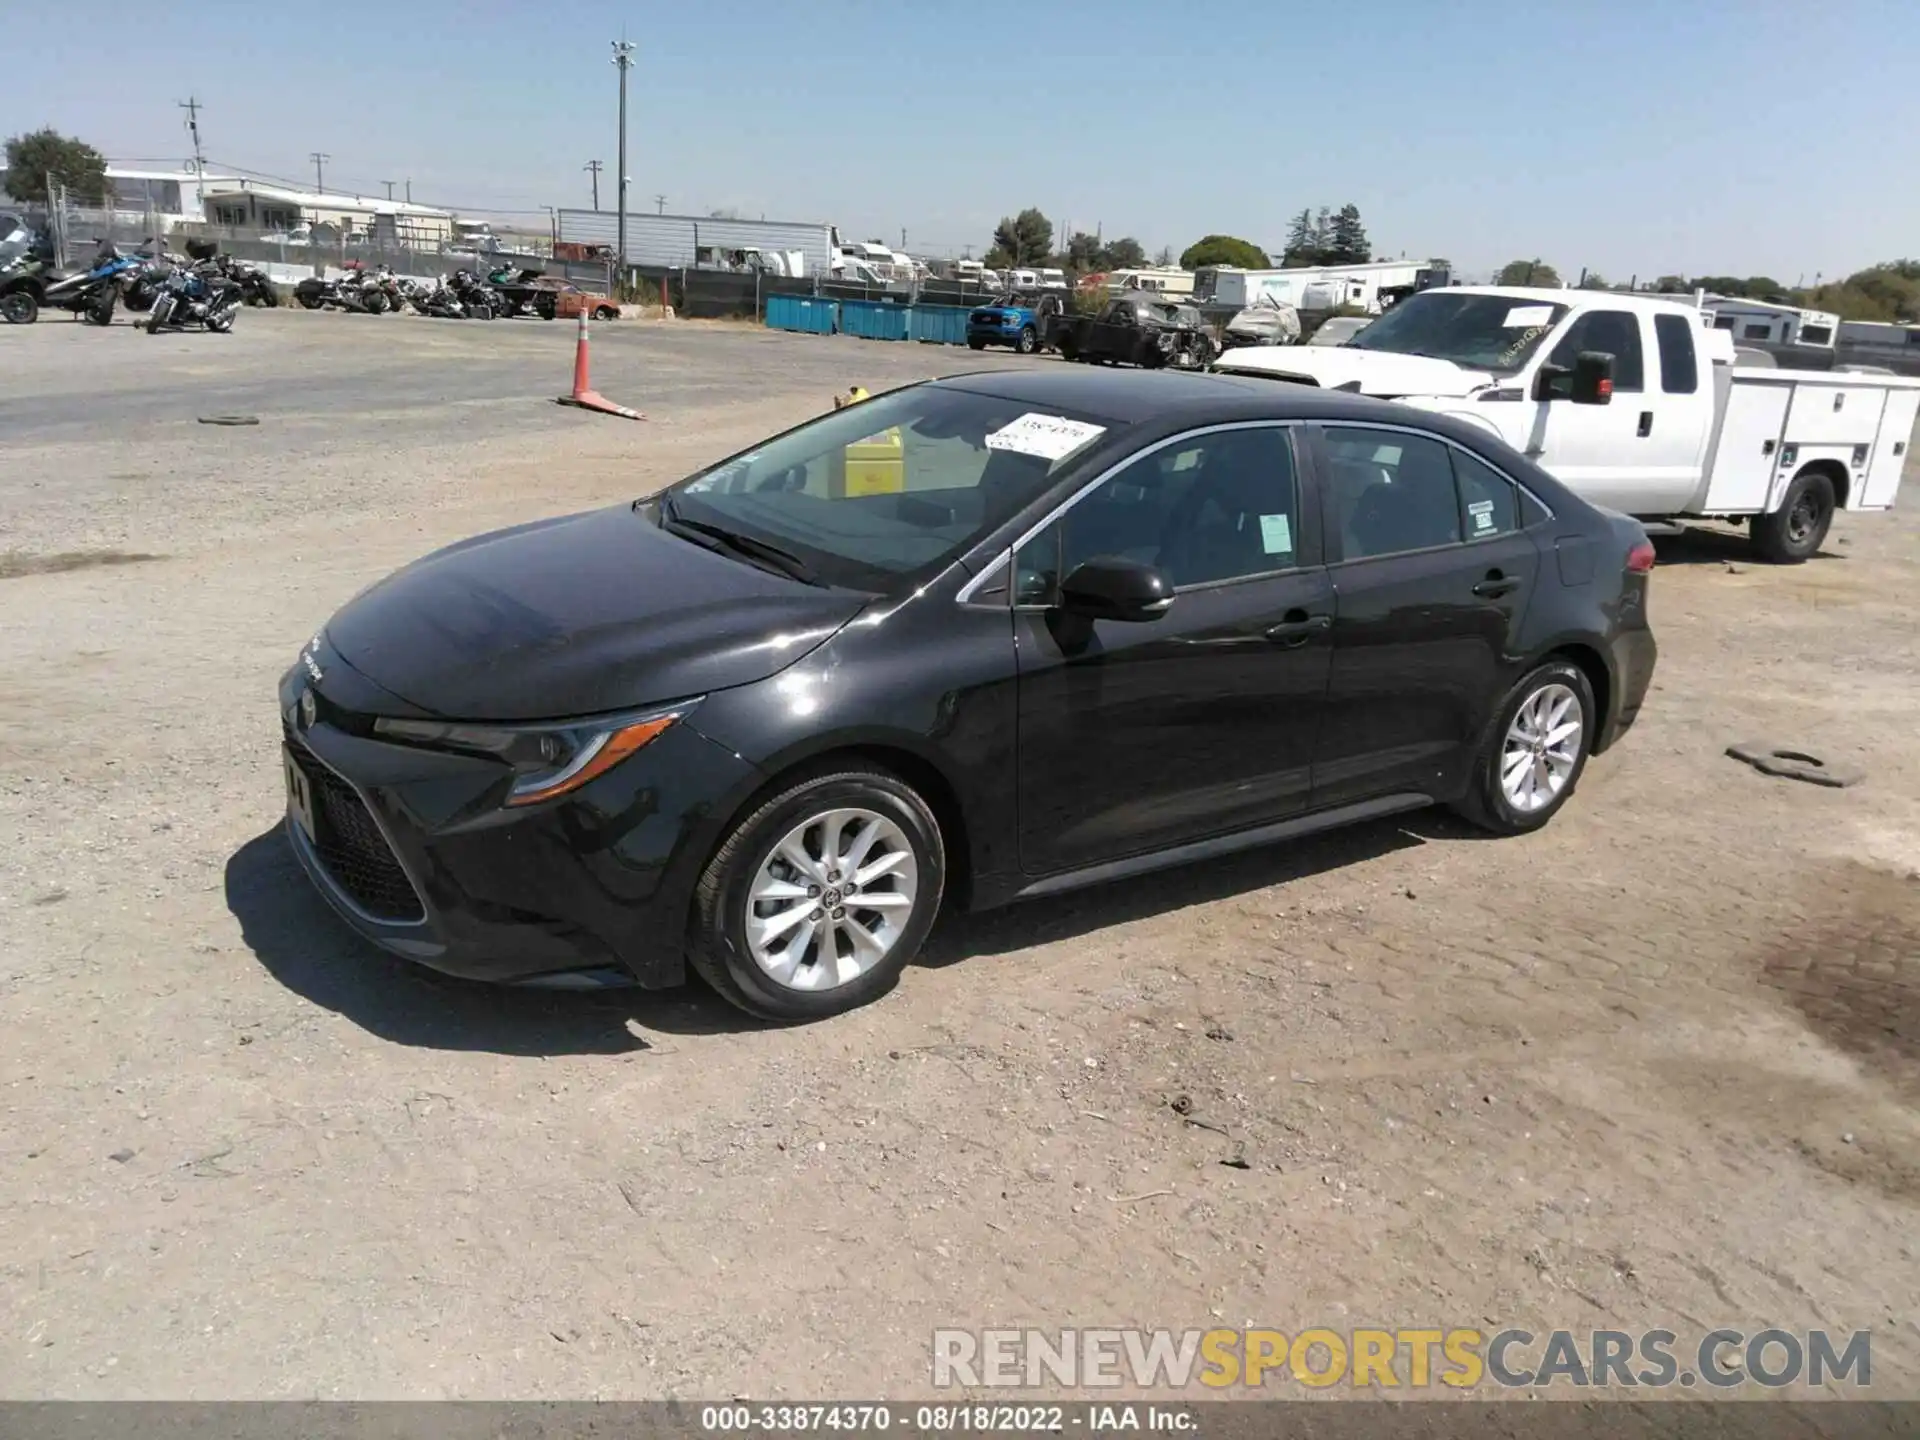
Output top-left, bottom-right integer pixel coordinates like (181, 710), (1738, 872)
(1751, 469), (1835, 564)
(967, 338), (987, 351)
(1057, 335), (1078, 362)
(1015, 325), (1037, 355)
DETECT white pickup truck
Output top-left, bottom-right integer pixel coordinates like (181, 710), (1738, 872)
(1213, 286), (1920, 562)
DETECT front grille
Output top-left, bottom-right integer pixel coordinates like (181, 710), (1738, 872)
(286, 733), (425, 923)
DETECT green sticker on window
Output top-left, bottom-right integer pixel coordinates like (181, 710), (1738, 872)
(1259, 513), (1293, 554)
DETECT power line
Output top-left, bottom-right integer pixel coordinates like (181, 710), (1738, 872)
(584, 159), (602, 211)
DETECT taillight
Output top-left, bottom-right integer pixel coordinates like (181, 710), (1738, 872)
(1626, 540), (1656, 573)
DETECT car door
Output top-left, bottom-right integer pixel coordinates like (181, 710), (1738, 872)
(1007, 423), (1335, 877)
(1309, 423), (1542, 810)
(1091, 302), (1135, 361)
(1519, 308), (1669, 514)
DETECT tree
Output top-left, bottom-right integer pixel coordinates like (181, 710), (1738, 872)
(1652, 275), (1689, 293)
(983, 245), (1013, 270)
(1153, 245), (1174, 267)
(1326, 204), (1371, 264)
(1577, 271), (1610, 290)
(3, 127), (108, 206)
(1282, 208), (1317, 266)
(1100, 235), (1146, 270)
(1179, 234), (1270, 270)
(1495, 258), (1562, 287)
(990, 207), (1053, 267)
(1313, 208), (1333, 260)
(1061, 231), (1103, 271)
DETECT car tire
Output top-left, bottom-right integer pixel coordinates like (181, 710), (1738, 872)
(689, 764), (946, 1022)
(1015, 325), (1037, 355)
(594, 305), (618, 321)
(1450, 660), (1596, 836)
(967, 338), (987, 351)
(1750, 468), (1835, 564)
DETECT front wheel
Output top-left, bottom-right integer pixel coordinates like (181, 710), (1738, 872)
(362, 290), (388, 315)
(146, 296), (174, 334)
(1750, 469), (1835, 564)
(594, 305), (618, 321)
(206, 304), (237, 333)
(689, 765), (946, 1021)
(1, 289), (39, 324)
(469, 302), (492, 321)
(1450, 661), (1595, 835)
(296, 289), (323, 310)
(967, 337), (987, 351)
(86, 292), (117, 326)
(1014, 325), (1038, 355)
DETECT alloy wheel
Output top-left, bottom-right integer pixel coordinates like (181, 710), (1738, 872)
(746, 807), (920, 992)
(1500, 682), (1583, 814)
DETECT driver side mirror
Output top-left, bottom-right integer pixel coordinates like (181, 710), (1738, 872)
(1533, 350), (1615, 405)
(1058, 556), (1173, 622)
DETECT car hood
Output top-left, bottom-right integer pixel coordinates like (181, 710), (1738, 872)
(1211, 346), (1495, 397)
(323, 504), (866, 721)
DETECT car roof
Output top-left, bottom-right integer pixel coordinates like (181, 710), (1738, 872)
(931, 366), (1438, 429)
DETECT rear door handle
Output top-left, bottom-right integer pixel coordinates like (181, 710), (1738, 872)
(1472, 576), (1520, 598)
(1637, 410), (1653, 437)
(1264, 611), (1331, 647)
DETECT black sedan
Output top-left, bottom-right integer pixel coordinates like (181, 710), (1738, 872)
(279, 369), (1657, 1020)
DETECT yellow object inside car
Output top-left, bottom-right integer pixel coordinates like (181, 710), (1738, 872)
(842, 427), (905, 496)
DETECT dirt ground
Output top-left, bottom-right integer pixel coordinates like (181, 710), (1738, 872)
(1, 309), (1917, 1401)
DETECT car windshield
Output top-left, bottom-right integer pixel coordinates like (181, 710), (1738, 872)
(1346, 291), (1570, 373)
(655, 385), (1123, 592)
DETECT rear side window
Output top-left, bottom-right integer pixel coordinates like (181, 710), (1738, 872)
(1450, 449), (1519, 539)
(1654, 313), (1699, 394)
(1549, 310), (1645, 392)
(1322, 428), (1462, 559)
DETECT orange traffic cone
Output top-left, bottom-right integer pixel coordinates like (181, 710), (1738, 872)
(555, 307), (646, 421)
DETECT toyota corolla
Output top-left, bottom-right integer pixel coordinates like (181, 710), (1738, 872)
(279, 369), (1656, 1020)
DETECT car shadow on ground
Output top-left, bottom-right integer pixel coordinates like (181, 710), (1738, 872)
(231, 812), (1460, 1054)
(1651, 525), (1841, 567)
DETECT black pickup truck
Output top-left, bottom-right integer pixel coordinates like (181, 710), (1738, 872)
(1051, 294), (1217, 369)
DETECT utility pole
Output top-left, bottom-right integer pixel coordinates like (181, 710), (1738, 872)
(611, 38), (635, 275)
(405, 178), (412, 203)
(901, 227), (908, 253)
(584, 159), (602, 211)
(382, 180), (395, 201)
(655, 194), (666, 215)
(310, 152), (329, 193)
(178, 97), (207, 210)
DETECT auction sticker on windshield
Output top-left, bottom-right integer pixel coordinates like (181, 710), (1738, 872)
(986, 413), (1106, 462)
(1503, 305), (1554, 328)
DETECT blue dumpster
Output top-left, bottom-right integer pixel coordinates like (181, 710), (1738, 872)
(839, 298), (912, 341)
(766, 294), (839, 335)
(909, 304), (971, 346)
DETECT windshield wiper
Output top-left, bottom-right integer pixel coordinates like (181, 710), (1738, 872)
(659, 495), (821, 586)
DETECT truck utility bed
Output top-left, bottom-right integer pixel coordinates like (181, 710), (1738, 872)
(1700, 367), (1917, 515)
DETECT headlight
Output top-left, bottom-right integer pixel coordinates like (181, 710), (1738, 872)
(373, 700), (699, 806)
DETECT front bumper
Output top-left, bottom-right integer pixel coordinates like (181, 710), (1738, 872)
(278, 665), (763, 988)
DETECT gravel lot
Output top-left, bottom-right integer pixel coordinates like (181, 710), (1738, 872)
(2, 309), (1918, 1400)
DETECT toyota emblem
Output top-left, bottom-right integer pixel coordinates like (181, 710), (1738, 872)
(299, 689), (317, 730)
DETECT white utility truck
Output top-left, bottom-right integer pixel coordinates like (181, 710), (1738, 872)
(1212, 286), (1920, 562)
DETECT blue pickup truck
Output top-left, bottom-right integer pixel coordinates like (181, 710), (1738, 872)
(966, 293), (1060, 354)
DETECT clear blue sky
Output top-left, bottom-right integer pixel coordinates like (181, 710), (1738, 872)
(11, 0), (1916, 282)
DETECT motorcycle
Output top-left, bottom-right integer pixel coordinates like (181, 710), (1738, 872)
(447, 269), (497, 319)
(411, 277), (485, 318)
(221, 256), (279, 307)
(146, 258), (242, 334)
(38, 242), (143, 326)
(294, 272), (386, 313)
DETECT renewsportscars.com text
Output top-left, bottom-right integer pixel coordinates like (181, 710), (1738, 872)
(931, 1327), (1872, 1390)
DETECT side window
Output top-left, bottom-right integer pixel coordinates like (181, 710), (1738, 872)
(1653, 313), (1699, 394)
(1741, 322), (1772, 341)
(1013, 428), (1299, 603)
(1451, 448), (1519, 540)
(1548, 310), (1645, 392)
(1322, 428), (1462, 560)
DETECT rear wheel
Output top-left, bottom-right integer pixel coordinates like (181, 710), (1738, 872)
(689, 765), (946, 1021)
(207, 304), (236, 333)
(1, 289), (38, 324)
(85, 291), (116, 326)
(1451, 661), (1595, 835)
(362, 290), (389, 315)
(296, 289), (323, 310)
(594, 304), (618, 321)
(1751, 468), (1835, 564)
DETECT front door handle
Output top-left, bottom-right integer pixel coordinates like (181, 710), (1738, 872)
(1472, 574), (1521, 598)
(1264, 610), (1331, 647)
(1637, 410), (1653, 437)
